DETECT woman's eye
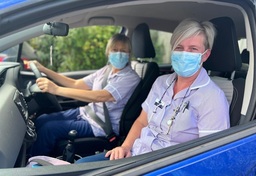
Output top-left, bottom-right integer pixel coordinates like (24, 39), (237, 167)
(174, 46), (182, 51)
(121, 50), (129, 53)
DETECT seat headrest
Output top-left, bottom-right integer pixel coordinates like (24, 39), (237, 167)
(204, 17), (242, 73)
(132, 23), (156, 58)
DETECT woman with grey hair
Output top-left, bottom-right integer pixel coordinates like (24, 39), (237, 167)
(76, 18), (230, 163)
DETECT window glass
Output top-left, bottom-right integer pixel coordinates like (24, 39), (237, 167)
(28, 25), (121, 72)
(0, 45), (19, 62)
(0, 42), (39, 71)
(150, 30), (172, 65)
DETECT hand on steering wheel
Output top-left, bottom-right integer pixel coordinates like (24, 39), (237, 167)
(29, 61), (43, 79)
(28, 61), (62, 112)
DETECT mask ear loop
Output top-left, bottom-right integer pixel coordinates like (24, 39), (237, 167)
(201, 49), (208, 56)
(200, 49), (208, 65)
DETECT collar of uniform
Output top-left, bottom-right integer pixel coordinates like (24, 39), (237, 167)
(190, 67), (210, 90)
(109, 64), (132, 78)
(165, 73), (176, 87)
(164, 68), (210, 99)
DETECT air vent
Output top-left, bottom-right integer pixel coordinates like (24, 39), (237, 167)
(13, 90), (28, 121)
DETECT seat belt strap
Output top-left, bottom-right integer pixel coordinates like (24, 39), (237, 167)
(84, 105), (113, 135)
(85, 65), (114, 136)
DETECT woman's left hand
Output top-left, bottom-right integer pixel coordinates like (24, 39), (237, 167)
(36, 77), (58, 94)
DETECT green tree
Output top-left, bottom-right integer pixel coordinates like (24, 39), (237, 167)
(29, 26), (120, 72)
(150, 30), (172, 64)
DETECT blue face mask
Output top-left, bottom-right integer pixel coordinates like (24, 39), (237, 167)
(171, 51), (206, 77)
(109, 52), (129, 69)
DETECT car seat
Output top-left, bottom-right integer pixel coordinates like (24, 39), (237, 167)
(120, 23), (159, 141)
(131, 23), (157, 78)
(236, 49), (249, 79)
(53, 23), (159, 159)
(204, 16), (245, 127)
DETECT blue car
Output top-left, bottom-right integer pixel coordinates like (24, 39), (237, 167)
(0, 0), (255, 175)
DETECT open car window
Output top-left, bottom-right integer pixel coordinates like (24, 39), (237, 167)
(27, 25), (122, 72)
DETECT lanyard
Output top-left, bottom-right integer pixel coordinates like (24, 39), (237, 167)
(166, 87), (190, 134)
(149, 78), (176, 122)
(149, 77), (191, 135)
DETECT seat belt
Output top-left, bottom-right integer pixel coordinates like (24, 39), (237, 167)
(84, 65), (116, 142)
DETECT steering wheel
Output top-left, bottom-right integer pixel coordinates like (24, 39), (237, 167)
(29, 62), (62, 112)
(29, 61), (43, 79)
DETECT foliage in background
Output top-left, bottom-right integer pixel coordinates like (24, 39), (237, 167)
(150, 30), (172, 64)
(28, 26), (171, 72)
(29, 26), (120, 72)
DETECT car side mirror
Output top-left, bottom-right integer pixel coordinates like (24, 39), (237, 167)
(43, 22), (69, 36)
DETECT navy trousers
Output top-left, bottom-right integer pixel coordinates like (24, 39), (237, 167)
(29, 108), (94, 156)
(75, 152), (109, 163)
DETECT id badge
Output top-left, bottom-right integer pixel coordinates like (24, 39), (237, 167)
(154, 98), (165, 109)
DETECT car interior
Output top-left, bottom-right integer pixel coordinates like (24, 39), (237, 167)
(53, 22), (160, 159)
(53, 15), (247, 161)
(0, 0), (255, 175)
(204, 16), (245, 127)
(52, 15), (247, 161)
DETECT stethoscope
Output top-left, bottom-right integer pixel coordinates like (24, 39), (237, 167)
(149, 77), (190, 125)
(149, 77), (177, 122)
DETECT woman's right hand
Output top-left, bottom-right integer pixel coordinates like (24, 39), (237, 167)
(105, 146), (132, 160)
(105, 111), (148, 160)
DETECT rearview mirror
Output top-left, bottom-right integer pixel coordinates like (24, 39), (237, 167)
(43, 22), (69, 36)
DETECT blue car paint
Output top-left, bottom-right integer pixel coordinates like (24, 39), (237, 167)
(0, 0), (27, 10)
(145, 134), (256, 176)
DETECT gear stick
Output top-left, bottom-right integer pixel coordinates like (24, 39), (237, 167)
(62, 130), (77, 163)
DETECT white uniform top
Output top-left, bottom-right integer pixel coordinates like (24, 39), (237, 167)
(80, 65), (140, 136)
(132, 68), (230, 156)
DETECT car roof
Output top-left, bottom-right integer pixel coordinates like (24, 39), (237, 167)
(0, 0), (253, 40)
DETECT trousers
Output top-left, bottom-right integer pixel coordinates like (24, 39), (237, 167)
(29, 108), (94, 156)
(75, 152), (109, 163)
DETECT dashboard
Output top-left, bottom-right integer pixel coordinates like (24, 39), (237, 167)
(0, 62), (36, 168)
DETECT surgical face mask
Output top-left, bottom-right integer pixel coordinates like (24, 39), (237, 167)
(109, 52), (129, 69)
(171, 50), (207, 77)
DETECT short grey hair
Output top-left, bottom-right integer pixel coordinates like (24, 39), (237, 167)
(105, 34), (132, 58)
(170, 18), (216, 51)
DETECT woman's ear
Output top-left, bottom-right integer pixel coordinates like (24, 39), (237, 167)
(202, 49), (211, 62)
